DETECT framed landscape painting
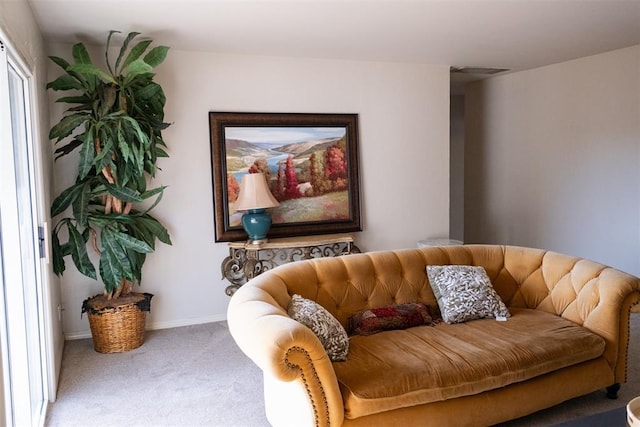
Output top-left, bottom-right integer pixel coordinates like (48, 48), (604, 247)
(209, 112), (362, 242)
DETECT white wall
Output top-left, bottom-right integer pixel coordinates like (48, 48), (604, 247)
(1, 0), (63, 402)
(465, 45), (640, 276)
(47, 46), (451, 337)
(0, 0), (42, 67)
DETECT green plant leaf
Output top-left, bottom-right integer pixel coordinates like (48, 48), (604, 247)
(49, 113), (88, 141)
(86, 215), (110, 228)
(128, 222), (154, 249)
(49, 55), (71, 71)
(115, 32), (143, 73)
(72, 42), (92, 65)
(137, 215), (172, 245)
(99, 263), (119, 293)
(138, 175), (148, 195)
(55, 95), (91, 104)
(51, 182), (85, 217)
(127, 251), (145, 284)
(143, 46), (169, 68)
(121, 115), (149, 147)
(98, 83), (117, 117)
(111, 230), (153, 253)
(71, 181), (92, 226)
(123, 59), (153, 83)
(98, 247), (123, 293)
(94, 155), (114, 177)
(103, 182), (143, 203)
(54, 138), (84, 159)
(155, 146), (169, 158)
(155, 134), (168, 147)
(105, 30), (122, 75)
(77, 129), (95, 179)
(121, 39), (152, 70)
(65, 103), (93, 113)
(67, 64), (117, 84)
(95, 157), (114, 179)
(100, 228), (134, 288)
(68, 223), (97, 280)
(89, 213), (134, 225)
(94, 128), (114, 163)
(140, 185), (166, 201)
(130, 143), (144, 177)
(116, 125), (131, 163)
(140, 186), (166, 213)
(46, 74), (84, 91)
(134, 82), (161, 100)
(50, 231), (66, 276)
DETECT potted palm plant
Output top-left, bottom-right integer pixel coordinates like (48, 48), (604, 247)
(48, 31), (172, 353)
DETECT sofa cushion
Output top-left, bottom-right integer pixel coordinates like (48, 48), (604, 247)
(347, 303), (439, 336)
(287, 294), (349, 362)
(333, 308), (606, 419)
(426, 265), (510, 323)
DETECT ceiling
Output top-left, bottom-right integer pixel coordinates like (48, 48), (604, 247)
(28, 0), (640, 85)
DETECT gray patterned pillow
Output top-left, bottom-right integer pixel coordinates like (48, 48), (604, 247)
(426, 265), (510, 324)
(287, 294), (349, 362)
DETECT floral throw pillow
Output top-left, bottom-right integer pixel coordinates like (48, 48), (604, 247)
(426, 265), (510, 324)
(287, 294), (349, 362)
(347, 303), (439, 336)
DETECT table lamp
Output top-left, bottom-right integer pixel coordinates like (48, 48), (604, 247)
(235, 173), (280, 244)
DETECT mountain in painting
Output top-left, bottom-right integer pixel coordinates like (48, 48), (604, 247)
(274, 137), (342, 158)
(226, 139), (274, 158)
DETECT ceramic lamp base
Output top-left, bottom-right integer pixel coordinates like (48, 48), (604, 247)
(241, 208), (272, 242)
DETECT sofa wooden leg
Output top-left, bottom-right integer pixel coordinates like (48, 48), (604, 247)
(606, 383), (620, 399)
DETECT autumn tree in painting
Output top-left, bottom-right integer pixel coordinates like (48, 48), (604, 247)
(297, 159), (311, 187)
(227, 173), (240, 202)
(248, 158), (271, 180)
(309, 152), (322, 196)
(274, 162), (285, 200)
(326, 138), (348, 191)
(325, 146), (347, 190)
(306, 138), (349, 196)
(283, 155), (301, 199)
(308, 152), (329, 195)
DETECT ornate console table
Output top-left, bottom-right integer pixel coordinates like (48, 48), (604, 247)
(222, 234), (359, 296)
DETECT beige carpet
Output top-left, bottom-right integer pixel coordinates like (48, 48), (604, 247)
(46, 314), (639, 427)
(45, 321), (269, 427)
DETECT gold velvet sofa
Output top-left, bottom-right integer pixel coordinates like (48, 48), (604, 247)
(227, 245), (640, 426)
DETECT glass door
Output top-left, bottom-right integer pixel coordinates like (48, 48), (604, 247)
(0, 37), (47, 427)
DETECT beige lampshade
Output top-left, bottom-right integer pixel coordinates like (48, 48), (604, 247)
(235, 173), (280, 210)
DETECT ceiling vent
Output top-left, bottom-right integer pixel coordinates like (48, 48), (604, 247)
(450, 66), (510, 75)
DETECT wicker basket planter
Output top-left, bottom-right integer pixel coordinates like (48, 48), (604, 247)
(82, 293), (153, 353)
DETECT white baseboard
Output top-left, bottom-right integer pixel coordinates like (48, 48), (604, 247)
(64, 313), (228, 340)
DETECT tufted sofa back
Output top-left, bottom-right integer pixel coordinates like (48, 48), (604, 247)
(260, 245), (639, 332)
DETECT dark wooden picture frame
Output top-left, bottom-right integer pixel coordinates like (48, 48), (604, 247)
(209, 112), (362, 242)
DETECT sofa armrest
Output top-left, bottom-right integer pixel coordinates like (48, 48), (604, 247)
(228, 277), (344, 427)
(556, 265), (640, 383)
(498, 246), (640, 384)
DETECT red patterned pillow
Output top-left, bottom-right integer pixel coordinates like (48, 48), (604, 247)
(347, 303), (439, 336)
